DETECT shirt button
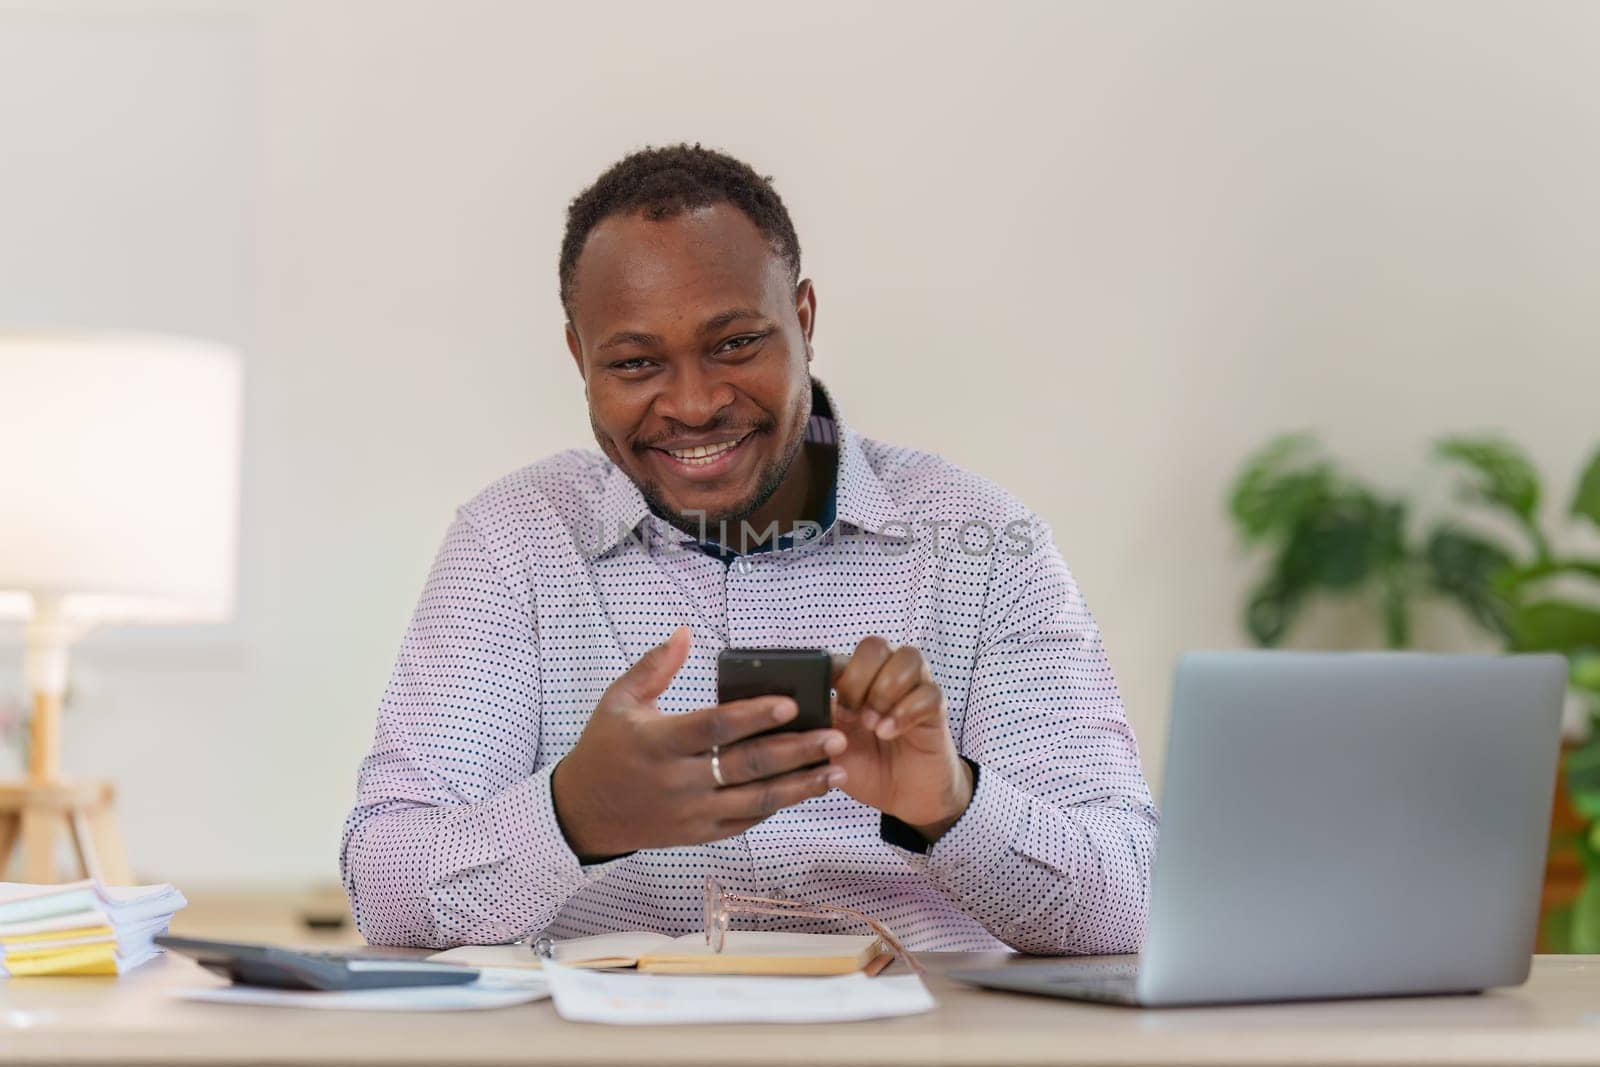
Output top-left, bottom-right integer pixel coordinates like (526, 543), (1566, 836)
(732, 557), (754, 575)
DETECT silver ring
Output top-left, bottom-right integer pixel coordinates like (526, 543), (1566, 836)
(710, 745), (727, 788)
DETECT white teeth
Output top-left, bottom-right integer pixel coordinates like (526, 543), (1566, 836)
(667, 437), (743, 465)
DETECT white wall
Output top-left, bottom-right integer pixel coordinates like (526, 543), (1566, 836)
(3, 0), (1599, 888)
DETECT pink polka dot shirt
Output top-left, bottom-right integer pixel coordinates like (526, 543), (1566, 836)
(341, 381), (1158, 953)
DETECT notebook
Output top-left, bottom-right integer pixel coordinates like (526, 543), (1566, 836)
(430, 930), (884, 976)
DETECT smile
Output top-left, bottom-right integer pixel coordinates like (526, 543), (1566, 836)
(656, 433), (752, 470)
(646, 431), (752, 476)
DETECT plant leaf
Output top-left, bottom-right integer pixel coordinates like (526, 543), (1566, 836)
(1424, 525), (1515, 637)
(1574, 790), (1600, 823)
(1563, 736), (1600, 829)
(1573, 446), (1600, 529)
(1564, 734), (1600, 777)
(1573, 650), (1600, 694)
(1435, 436), (1541, 521)
(1542, 902), (1575, 953)
(1381, 568), (1411, 649)
(1509, 599), (1600, 654)
(1280, 492), (1388, 590)
(1245, 576), (1302, 647)
(1228, 434), (1331, 542)
(1578, 903), (1600, 961)
(1495, 558), (1600, 603)
(1578, 832), (1600, 875)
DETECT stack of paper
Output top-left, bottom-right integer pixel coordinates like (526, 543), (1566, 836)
(0, 880), (187, 977)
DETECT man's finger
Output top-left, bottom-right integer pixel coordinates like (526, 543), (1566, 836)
(830, 694), (866, 729)
(708, 764), (846, 823)
(829, 652), (851, 681)
(662, 695), (797, 755)
(709, 729), (846, 787)
(877, 681), (946, 740)
(834, 635), (892, 711)
(863, 645), (926, 719)
(609, 625), (692, 703)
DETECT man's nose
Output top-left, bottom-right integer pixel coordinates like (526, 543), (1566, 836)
(655, 363), (735, 427)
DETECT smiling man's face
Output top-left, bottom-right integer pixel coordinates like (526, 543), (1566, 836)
(565, 202), (817, 534)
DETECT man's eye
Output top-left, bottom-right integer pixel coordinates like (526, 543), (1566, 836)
(609, 358), (654, 373)
(717, 333), (767, 354)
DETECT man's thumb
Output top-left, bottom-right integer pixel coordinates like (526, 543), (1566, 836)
(613, 625), (691, 703)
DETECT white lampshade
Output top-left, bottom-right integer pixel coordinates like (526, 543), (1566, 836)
(0, 330), (243, 627)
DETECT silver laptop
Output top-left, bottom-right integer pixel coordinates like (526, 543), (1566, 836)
(952, 652), (1566, 1007)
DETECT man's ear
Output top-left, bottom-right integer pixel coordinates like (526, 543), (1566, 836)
(795, 279), (817, 362)
(565, 322), (585, 377)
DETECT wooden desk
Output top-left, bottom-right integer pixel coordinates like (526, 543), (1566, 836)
(4, 952), (1600, 1066)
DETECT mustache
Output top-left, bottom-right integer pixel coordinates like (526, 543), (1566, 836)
(633, 418), (774, 451)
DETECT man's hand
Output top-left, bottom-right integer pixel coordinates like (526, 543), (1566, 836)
(830, 636), (974, 842)
(551, 626), (848, 862)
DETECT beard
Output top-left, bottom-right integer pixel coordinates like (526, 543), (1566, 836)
(618, 386), (812, 540)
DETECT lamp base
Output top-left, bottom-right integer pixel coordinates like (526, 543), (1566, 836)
(0, 779), (131, 884)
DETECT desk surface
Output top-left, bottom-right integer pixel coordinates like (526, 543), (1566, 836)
(5, 952), (1600, 1066)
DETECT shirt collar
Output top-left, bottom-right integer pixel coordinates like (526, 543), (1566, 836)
(818, 379), (902, 537)
(584, 378), (902, 559)
(590, 462), (652, 559)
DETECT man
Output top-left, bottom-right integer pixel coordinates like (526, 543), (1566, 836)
(342, 144), (1157, 953)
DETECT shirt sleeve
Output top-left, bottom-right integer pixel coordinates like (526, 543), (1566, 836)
(884, 516), (1160, 955)
(339, 511), (620, 948)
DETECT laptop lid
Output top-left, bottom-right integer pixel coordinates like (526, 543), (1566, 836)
(1136, 652), (1566, 1007)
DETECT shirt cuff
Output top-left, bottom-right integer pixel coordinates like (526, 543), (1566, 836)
(485, 764), (628, 894)
(878, 757), (983, 855)
(882, 757), (1031, 898)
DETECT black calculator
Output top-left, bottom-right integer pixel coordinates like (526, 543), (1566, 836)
(155, 936), (481, 991)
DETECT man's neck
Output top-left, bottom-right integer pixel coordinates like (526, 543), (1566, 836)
(743, 440), (836, 534)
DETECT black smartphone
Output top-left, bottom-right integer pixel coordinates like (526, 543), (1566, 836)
(717, 647), (833, 736)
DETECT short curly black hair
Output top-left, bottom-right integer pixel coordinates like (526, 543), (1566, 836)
(559, 143), (802, 320)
